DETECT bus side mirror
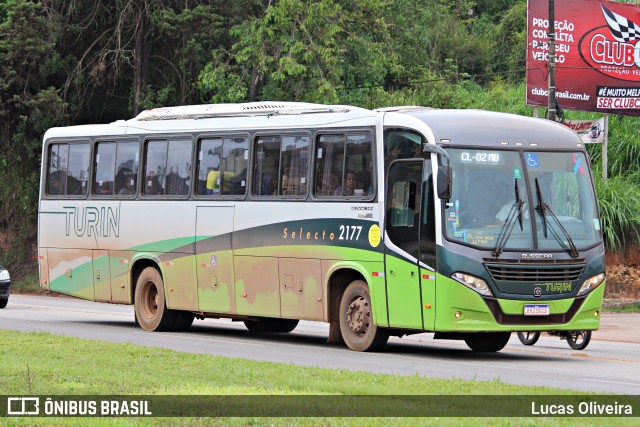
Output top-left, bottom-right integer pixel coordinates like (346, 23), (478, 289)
(437, 165), (451, 199)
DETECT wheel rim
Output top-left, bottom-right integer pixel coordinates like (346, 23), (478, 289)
(571, 331), (585, 344)
(141, 281), (159, 319)
(346, 295), (370, 337)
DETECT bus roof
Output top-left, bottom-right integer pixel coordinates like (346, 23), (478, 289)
(43, 102), (582, 151)
(43, 102), (377, 139)
(404, 109), (583, 150)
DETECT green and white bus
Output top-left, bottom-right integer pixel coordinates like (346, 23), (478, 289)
(38, 102), (605, 352)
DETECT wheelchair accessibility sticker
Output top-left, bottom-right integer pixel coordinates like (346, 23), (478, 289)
(526, 153), (539, 168)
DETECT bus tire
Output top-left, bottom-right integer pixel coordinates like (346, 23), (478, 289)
(0, 298), (7, 309)
(171, 311), (195, 331)
(339, 280), (388, 352)
(566, 330), (591, 350)
(517, 331), (540, 346)
(276, 319), (299, 333)
(134, 267), (177, 332)
(464, 332), (511, 352)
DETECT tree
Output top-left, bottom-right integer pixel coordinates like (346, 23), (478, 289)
(199, 0), (398, 103)
(0, 0), (67, 273)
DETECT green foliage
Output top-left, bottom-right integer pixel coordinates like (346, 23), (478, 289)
(0, 1), (68, 275)
(199, 0), (397, 103)
(492, 1), (528, 83)
(606, 115), (640, 178)
(594, 173), (640, 253)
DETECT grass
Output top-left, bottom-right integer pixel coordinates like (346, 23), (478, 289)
(0, 330), (635, 426)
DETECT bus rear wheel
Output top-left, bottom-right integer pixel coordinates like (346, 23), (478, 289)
(464, 332), (511, 352)
(134, 267), (177, 332)
(339, 280), (388, 352)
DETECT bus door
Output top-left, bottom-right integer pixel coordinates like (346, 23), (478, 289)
(196, 206), (235, 314)
(384, 159), (437, 330)
(385, 160), (425, 329)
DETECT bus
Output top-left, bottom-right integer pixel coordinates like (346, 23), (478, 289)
(37, 102), (605, 352)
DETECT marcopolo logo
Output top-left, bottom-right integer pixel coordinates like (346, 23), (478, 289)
(579, 4), (640, 80)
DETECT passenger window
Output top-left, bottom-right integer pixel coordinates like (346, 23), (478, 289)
(115, 142), (139, 195)
(144, 139), (192, 197)
(47, 142), (90, 197)
(67, 144), (90, 195)
(315, 132), (373, 198)
(94, 143), (116, 195)
(197, 136), (249, 196)
(144, 141), (167, 195)
(280, 135), (309, 196)
(166, 139), (192, 196)
(253, 134), (309, 197)
(94, 141), (140, 197)
(253, 136), (281, 196)
(315, 135), (344, 197)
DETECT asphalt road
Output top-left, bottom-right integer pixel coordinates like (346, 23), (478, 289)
(2, 294), (639, 394)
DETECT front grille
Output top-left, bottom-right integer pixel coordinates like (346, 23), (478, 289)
(484, 297), (585, 325)
(485, 263), (586, 283)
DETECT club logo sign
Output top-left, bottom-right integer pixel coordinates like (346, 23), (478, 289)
(579, 4), (640, 81)
(527, 0), (640, 114)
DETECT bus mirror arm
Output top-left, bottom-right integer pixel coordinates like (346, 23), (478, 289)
(437, 165), (452, 200)
(424, 144), (452, 199)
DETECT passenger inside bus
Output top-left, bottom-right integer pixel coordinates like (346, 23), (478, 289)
(315, 171), (339, 196)
(335, 171), (370, 196)
(281, 168), (304, 195)
(146, 171), (164, 195)
(116, 168), (135, 195)
(335, 172), (358, 196)
(206, 168), (220, 194)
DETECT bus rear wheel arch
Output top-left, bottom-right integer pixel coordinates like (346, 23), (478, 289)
(339, 279), (388, 351)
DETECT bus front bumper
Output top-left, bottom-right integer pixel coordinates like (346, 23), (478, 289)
(434, 275), (605, 332)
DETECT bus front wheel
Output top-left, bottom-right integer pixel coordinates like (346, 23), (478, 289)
(134, 267), (177, 332)
(339, 280), (388, 352)
(464, 332), (511, 352)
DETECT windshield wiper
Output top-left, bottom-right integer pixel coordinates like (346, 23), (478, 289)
(534, 177), (579, 258)
(493, 179), (525, 258)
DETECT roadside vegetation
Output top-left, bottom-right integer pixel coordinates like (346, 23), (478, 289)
(604, 302), (640, 313)
(0, 329), (632, 426)
(1, 0), (639, 282)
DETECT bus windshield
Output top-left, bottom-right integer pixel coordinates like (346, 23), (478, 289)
(444, 149), (602, 253)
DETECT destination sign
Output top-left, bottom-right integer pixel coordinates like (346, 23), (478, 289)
(458, 151), (502, 164)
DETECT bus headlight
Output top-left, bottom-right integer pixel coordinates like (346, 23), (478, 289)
(577, 273), (605, 296)
(0, 269), (9, 281)
(451, 273), (493, 297)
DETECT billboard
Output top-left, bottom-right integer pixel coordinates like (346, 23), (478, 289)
(527, 0), (640, 115)
(562, 118), (606, 143)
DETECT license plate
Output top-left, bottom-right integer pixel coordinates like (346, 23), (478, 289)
(524, 304), (550, 316)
